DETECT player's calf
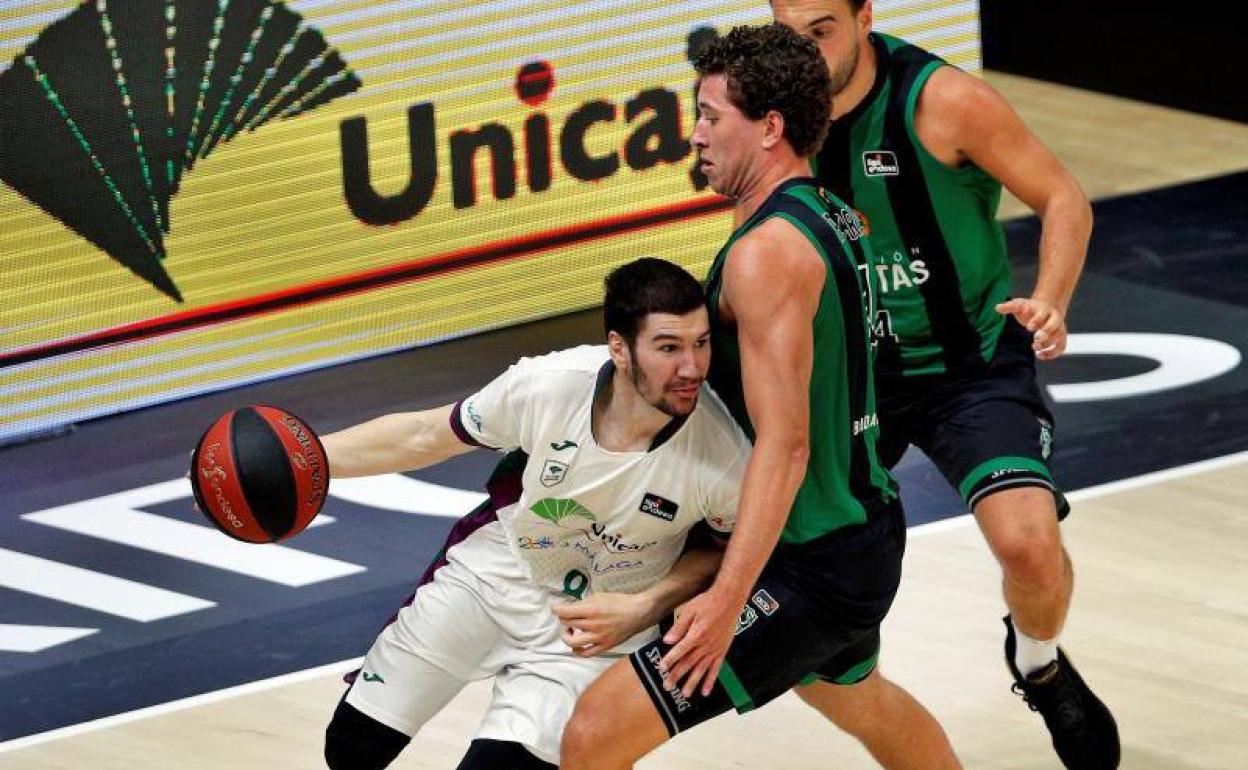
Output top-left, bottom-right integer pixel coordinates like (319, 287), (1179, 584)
(454, 739), (555, 770)
(324, 699), (410, 770)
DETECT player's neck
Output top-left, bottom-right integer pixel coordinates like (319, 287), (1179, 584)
(830, 36), (877, 121)
(593, 371), (674, 453)
(733, 158), (812, 226)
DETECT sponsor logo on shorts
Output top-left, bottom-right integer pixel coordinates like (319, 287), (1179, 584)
(540, 458), (569, 487)
(734, 605), (758, 636)
(862, 150), (900, 176)
(517, 535), (556, 549)
(989, 468), (1029, 480)
(639, 492), (678, 521)
(361, 671), (385, 684)
(751, 589), (780, 616)
(645, 646), (692, 713)
(1038, 419), (1053, 460)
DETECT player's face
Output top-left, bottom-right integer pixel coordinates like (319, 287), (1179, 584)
(692, 74), (763, 198)
(627, 308), (712, 417)
(772, 0), (868, 95)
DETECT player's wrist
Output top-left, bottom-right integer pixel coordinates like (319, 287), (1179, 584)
(708, 575), (753, 607)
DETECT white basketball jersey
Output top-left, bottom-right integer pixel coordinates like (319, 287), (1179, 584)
(454, 345), (751, 597)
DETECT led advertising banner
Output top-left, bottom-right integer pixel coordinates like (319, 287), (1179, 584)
(0, 0), (980, 443)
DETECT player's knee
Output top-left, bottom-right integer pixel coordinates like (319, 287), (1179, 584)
(797, 672), (883, 736)
(993, 528), (1065, 588)
(561, 697), (611, 768)
(324, 698), (410, 770)
(455, 739), (555, 770)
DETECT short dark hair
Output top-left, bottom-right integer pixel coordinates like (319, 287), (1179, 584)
(693, 23), (831, 157)
(603, 258), (705, 343)
(769, 0), (866, 14)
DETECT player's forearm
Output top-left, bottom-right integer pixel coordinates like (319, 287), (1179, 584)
(638, 546), (725, 624)
(322, 406), (462, 477)
(1030, 185), (1092, 315)
(709, 436), (808, 602)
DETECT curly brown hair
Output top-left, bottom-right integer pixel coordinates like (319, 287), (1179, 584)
(693, 23), (831, 157)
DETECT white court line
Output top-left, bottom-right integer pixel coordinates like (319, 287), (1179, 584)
(0, 658), (363, 754)
(4, 448), (1248, 754)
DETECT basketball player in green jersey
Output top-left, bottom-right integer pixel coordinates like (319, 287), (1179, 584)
(771, 2), (1119, 768)
(561, 24), (960, 770)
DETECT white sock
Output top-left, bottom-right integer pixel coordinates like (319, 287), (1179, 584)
(1011, 617), (1059, 677)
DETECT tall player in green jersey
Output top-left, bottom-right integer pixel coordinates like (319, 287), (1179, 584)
(771, 2), (1119, 768)
(562, 24), (960, 770)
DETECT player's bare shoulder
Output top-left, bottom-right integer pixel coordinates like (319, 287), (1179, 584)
(915, 65), (1013, 166)
(727, 221), (826, 286)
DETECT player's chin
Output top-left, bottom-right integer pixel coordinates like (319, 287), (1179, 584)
(660, 392), (700, 416)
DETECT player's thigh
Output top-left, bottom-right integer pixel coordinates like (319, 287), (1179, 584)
(346, 561), (510, 734)
(794, 623), (882, 721)
(477, 652), (617, 764)
(344, 625), (477, 737)
(920, 385), (1065, 515)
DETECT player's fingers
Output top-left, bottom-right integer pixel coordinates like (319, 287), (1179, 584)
(663, 606), (695, 645)
(575, 642), (610, 658)
(551, 602), (586, 621)
(662, 649), (701, 692)
(660, 633), (695, 676)
(702, 656), (725, 697)
(1036, 334), (1066, 361)
(994, 299), (1022, 316)
(1025, 306), (1050, 333)
(1034, 311), (1063, 340)
(562, 626), (590, 648)
(681, 657), (712, 699)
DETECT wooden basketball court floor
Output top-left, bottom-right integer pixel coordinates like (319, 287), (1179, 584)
(3, 74), (1248, 770)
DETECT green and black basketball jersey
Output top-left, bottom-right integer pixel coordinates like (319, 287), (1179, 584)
(704, 178), (897, 544)
(814, 32), (1011, 379)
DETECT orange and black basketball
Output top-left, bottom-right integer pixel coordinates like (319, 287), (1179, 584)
(190, 405), (329, 543)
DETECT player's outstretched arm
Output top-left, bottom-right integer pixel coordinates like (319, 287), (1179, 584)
(660, 222), (823, 697)
(919, 67), (1092, 360)
(321, 404), (475, 478)
(553, 543), (725, 658)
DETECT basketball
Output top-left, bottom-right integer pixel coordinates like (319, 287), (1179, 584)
(190, 405), (329, 543)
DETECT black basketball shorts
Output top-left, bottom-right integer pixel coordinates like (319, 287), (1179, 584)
(875, 317), (1068, 517)
(629, 500), (906, 736)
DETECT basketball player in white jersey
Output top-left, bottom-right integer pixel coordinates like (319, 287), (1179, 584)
(320, 258), (752, 770)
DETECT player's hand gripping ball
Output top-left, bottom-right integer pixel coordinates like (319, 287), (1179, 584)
(190, 405), (329, 543)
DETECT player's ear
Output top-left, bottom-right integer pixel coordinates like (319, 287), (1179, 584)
(760, 110), (786, 150)
(607, 330), (630, 367)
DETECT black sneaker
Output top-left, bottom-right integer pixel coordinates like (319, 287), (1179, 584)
(1003, 616), (1121, 770)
